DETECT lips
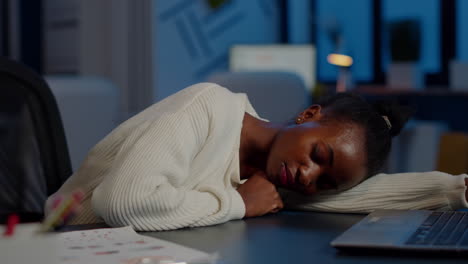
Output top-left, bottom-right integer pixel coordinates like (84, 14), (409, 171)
(280, 162), (295, 187)
(280, 163), (288, 185)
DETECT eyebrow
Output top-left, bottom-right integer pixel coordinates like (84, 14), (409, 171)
(327, 144), (334, 167)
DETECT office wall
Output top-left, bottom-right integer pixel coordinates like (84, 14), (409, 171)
(77, 0), (154, 118)
(154, 0), (282, 100)
(458, 0), (468, 61)
(286, 0), (313, 44)
(382, 0), (440, 73)
(44, 0), (79, 73)
(316, 0), (373, 82)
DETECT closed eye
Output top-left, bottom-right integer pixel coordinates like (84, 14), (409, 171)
(312, 143), (334, 167)
(311, 144), (326, 164)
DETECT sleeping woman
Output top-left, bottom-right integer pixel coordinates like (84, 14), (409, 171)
(47, 83), (468, 230)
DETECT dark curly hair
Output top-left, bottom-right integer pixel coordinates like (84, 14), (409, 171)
(316, 93), (413, 178)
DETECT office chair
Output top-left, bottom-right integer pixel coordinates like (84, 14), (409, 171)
(0, 57), (71, 222)
(208, 71), (311, 123)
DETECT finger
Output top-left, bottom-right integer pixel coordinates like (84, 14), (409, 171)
(267, 184), (276, 192)
(277, 199), (284, 210)
(275, 196), (284, 209)
(270, 204), (281, 213)
(51, 194), (64, 209)
(270, 201), (282, 212)
(270, 203), (277, 211)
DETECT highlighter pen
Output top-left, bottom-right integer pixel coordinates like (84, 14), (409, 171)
(38, 190), (84, 232)
(3, 213), (19, 237)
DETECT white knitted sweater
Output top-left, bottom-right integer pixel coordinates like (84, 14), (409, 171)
(47, 83), (468, 231)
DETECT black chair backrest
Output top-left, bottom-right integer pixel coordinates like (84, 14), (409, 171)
(0, 57), (71, 220)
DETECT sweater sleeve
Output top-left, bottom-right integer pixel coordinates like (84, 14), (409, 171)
(91, 111), (244, 231)
(282, 171), (468, 213)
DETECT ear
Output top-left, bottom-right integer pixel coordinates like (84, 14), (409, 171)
(297, 105), (322, 123)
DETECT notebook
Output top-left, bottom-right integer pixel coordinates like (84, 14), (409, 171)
(331, 210), (468, 255)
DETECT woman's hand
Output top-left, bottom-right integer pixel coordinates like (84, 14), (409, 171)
(237, 171), (284, 218)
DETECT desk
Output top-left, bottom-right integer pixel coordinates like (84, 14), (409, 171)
(64, 211), (467, 264)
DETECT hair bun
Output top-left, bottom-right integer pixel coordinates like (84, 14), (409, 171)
(372, 100), (413, 137)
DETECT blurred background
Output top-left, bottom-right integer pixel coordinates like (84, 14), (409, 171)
(1, 0), (467, 175)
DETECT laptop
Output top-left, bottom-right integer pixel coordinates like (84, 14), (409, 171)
(331, 210), (468, 254)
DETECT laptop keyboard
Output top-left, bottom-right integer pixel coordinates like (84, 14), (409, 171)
(405, 211), (468, 246)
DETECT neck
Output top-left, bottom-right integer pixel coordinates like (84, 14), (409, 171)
(239, 113), (283, 179)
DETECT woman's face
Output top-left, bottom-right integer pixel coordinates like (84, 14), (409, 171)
(265, 106), (367, 195)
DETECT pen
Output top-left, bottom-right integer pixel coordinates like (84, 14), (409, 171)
(3, 213), (19, 237)
(38, 190), (83, 232)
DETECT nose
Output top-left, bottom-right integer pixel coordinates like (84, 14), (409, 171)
(297, 164), (320, 187)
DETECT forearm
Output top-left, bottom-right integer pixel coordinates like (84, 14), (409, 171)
(93, 181), (243, 231)
(283, 172), (468, 213)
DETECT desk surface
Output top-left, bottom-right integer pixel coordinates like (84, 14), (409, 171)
(65, 211), (467, 264)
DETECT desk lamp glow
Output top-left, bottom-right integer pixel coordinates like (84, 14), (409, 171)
(327, 53), (353, 92)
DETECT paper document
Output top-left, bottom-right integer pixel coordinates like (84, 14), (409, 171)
(58, 226), (215, 264)
(2, 224), (215, 264)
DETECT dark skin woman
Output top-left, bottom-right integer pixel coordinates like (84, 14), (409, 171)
(47, 86), (467, 230)
(236, 93), (414, 217)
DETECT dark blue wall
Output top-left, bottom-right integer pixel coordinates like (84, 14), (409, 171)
(155, 0), (282, 100)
